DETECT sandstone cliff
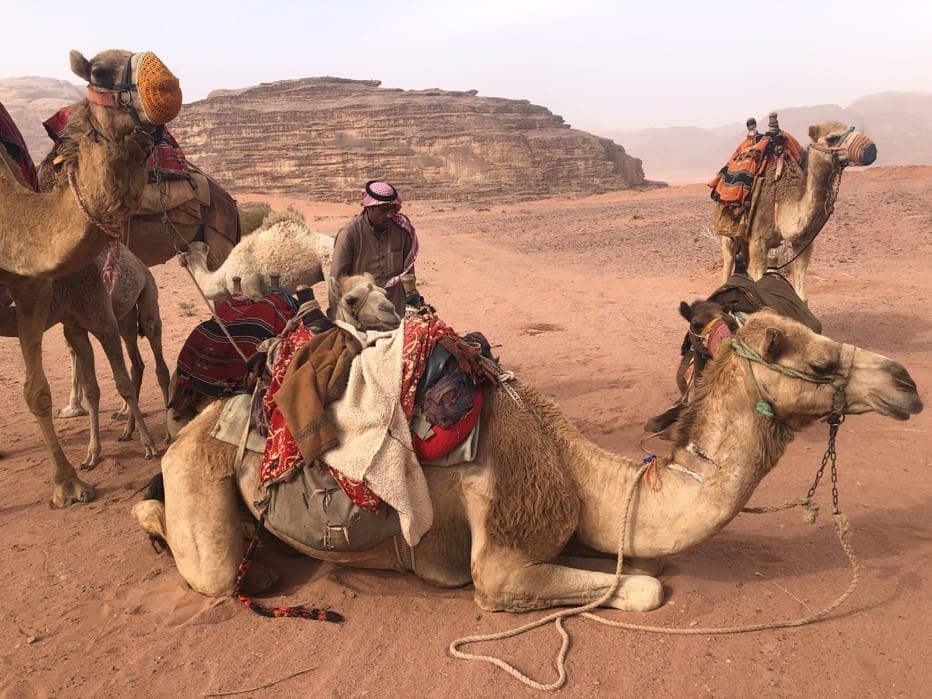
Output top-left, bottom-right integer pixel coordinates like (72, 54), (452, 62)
(168, 77), (655, 203)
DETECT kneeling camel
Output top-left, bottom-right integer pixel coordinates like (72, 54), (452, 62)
(134, 311), (922, 612)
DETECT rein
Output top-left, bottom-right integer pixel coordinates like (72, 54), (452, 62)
(730, 337), (853, 418)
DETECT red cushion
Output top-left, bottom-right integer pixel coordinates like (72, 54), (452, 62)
(413, 390), (483, 462)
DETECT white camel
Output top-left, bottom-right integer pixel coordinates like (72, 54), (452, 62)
(133, 311), (922, 611)
(181, 219), (334, 300)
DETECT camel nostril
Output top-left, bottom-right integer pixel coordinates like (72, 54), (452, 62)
(860, 144), (877, 165)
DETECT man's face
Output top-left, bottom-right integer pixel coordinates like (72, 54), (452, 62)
(366, 203), (395, 228)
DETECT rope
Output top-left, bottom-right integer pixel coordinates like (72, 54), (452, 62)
(180, 263), (251, 364)
(449, 460), (861, 691)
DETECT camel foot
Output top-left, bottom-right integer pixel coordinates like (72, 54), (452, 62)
(56, 405), (88, 419)
(605, 575), (664, 612)
(79, 453), (102, 471)
(112, 409), (129, 421)
(118, 427), (134, 442)
(143, 444), (161, 460)
(52, 478), (96, 508)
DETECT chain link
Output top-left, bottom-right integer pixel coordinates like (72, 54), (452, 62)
(806, 413), (844, 513)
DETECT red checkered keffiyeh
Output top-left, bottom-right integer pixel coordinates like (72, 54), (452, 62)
(360, 180), (418, 288)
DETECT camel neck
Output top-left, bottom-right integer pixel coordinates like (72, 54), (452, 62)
(568, 366), (790, 559)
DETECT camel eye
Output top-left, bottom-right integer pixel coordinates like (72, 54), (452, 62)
(344, 294), (359, 307)
(810, 359), (838, 375)
(825, 134), (842, 146)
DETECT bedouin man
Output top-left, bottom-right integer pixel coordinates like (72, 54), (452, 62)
(327, 180), (420, 317)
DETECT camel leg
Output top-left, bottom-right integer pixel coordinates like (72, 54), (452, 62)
(115, 309), (143, 437)
(89, 318), (159, 458)
(720, 235), (735, 285)
(472, 544), (664, 612)
(133, 415), (244, 596)
(56, 345), (89, 418)
(135, 279), (171, 409)
(62, 325), (104, 469)
(14, 284), (95, 506)
(790, 243), (815, 305)
(746, 232), (769, 281)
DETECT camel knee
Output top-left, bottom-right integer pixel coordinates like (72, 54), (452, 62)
(24, 384), (53, 418)
(132, 499), (167, 541)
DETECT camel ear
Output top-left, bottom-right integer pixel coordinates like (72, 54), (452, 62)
(70, 51), (91, 82)
(679, 301), (693, 321)
(808, 124), (819, 142)
(762, 327), (786, 363)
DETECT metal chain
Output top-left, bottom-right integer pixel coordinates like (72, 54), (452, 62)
(806, 413), (844, 513)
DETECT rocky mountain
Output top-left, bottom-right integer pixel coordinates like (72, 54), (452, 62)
(1, 76), (651, 203)
(607, 92), (932, 183)
(165, 78), (650, 202)
(0, 77), (83, 161)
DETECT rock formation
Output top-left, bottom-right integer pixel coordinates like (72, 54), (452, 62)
(167, 78), (656, 203)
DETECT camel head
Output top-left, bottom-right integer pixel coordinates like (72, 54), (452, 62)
(328, 273), (401, 332)
(71, 49), (182, 126)
(180, 241), (210, 269)
(680, 299), (739, 361)
(807, 121), (877, 167)
(719, 310), (922, 429)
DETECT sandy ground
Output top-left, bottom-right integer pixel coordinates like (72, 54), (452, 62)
(1, 166), (930, 697)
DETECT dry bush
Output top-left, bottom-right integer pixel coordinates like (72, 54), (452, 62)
(238, 202), (271, 236)
(261, 204), (306, 227)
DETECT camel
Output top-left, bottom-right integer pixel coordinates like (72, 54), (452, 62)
(133, 311), (922, 611)
(0, 48), (181, 507)
(180, 219), (333, 300)
(0, 245), (169, 467)
(715, 116), (877, 303)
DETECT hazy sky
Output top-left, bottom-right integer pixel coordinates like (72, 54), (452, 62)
(3, 0), (930, 133)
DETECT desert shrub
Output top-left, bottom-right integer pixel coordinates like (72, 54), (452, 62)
(238, 202), (271, 236)
(262, 204), (307, 227)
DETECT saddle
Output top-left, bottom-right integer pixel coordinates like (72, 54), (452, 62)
(709, 130), (804, 238)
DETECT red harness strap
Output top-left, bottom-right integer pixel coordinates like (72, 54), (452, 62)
(232, 512), (344, 623)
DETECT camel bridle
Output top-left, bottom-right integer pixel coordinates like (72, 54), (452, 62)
(730, 336), (856, 420)
(84, 53), (161, 158)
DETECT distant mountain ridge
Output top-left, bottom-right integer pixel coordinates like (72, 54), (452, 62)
(606, 92), (932, 183)
(2, 77), (929, 192)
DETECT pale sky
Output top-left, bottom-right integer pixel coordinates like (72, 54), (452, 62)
(3, 0), (930, 133)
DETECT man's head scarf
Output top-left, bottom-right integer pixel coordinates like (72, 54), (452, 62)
(360, 180), (418, 288)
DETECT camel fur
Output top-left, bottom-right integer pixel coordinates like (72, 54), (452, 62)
(133, 311), (922, 610)
(0, 49), (178, 507)
(715, 120), (877, 302)
(180, 219), (333, 300)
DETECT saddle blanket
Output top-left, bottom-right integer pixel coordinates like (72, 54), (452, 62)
(43, 106), (190, 180)
(708, 130), (804, 208)
(0, 102), (38, 190)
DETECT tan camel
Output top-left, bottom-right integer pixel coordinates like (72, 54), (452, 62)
(0, 245), (169, 467)
(133, 311), (922, 609)
(328, 273), (401, 331)
(716, 118), (877, 303)
(0, 48), (180, 507)
(180, 219), (333, 300)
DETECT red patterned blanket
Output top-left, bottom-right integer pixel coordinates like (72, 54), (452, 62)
(0, 102), (38, 190)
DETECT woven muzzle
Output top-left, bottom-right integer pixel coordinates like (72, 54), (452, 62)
(132, 52), (182, 124)
(844, 131), (876, 166)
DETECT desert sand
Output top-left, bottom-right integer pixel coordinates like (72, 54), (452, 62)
(1, 166), (930, 697)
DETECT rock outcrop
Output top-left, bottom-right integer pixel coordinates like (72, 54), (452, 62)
(168, 78), (656, 203)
